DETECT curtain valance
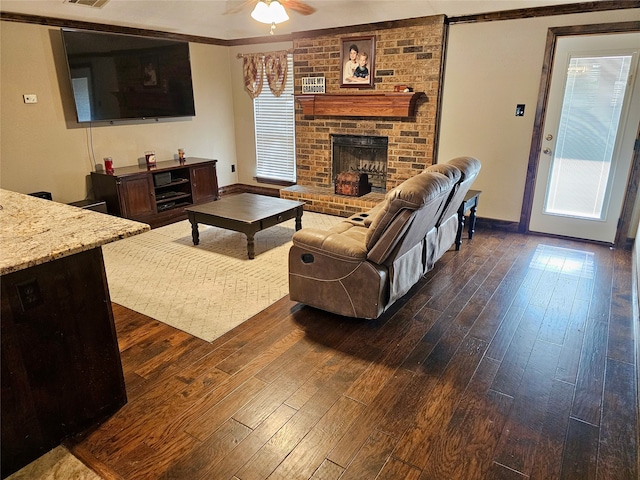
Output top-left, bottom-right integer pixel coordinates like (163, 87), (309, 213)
(240, 50), (291, 98)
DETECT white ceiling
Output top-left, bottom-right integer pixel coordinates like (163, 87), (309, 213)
(1, 0), (592, 40)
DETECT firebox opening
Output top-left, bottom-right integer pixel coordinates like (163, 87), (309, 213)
(331, 134), (388, 193)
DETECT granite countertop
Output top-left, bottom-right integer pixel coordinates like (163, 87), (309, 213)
(0, 189), (150, 275)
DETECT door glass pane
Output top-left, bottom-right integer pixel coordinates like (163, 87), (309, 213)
(544, 54), (632, 219)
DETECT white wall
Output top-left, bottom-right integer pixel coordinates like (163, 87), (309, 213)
(0, 21), (238, 203)
(438, 9), (640, 231)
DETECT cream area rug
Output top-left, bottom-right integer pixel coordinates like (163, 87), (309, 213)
(102, 211), (341, 342)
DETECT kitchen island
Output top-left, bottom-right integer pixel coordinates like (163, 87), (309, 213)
(0, 189), (149, 478)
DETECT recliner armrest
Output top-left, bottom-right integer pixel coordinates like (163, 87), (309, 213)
(346, 202), (385, 228)
(292, 227), (368, 260)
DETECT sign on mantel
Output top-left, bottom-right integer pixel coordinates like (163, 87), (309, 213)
(302, 77), (326, 94)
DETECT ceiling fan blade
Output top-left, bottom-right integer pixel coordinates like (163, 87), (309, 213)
(223, 0), (256, 15)
(282, 0), (316, 15)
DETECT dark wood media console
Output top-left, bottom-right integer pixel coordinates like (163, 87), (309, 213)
(91, 157), (219, 228)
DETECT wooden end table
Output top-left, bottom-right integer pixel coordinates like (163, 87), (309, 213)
(185, 193), (304, 259)
(456, 189), (481, 251)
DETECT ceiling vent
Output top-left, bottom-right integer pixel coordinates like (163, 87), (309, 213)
(65, 0), (110, 8)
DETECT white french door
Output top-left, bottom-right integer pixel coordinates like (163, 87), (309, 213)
(529, 32), (640, 243)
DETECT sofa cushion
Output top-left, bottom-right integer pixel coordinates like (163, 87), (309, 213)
(367, 209), (414, 264)
(365, 171), (453, 250)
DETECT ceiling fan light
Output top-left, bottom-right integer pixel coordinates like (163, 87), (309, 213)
(269, 1), (289, 23)
(251, 0), (289, 26)
(250, 1), (271, 24)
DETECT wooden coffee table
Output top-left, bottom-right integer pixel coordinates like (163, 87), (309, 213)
(185, 193), (305, 259)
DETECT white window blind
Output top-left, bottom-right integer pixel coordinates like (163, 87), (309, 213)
(254, 54), (296, 182)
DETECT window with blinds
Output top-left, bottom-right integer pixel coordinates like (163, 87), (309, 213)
(254, 54), (296, 183)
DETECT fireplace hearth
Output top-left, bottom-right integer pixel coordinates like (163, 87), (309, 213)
(331, 134), (388, 192)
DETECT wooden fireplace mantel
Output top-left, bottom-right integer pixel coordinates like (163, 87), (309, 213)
(295, 92), (425, 118)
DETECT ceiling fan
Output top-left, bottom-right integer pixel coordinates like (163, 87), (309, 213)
(224, 0), (316, 33)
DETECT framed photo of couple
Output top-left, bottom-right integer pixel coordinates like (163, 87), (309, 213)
(340, 35), (375, 88)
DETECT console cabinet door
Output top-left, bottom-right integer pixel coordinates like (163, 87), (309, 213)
(190, 163), (219, 203)
(117, 174), (155, 219)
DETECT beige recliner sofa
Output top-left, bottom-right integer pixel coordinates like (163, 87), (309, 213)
(288, 156), (481, 319)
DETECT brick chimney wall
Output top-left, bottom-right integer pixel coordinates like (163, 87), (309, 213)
(293, 15), (446, 191)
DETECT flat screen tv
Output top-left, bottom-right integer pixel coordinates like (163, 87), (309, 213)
(61, 28), (196, 123)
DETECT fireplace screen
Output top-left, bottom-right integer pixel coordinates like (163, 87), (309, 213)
(331, 134), (388, 192)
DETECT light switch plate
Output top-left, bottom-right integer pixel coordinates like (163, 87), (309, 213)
(23, 94), (38, 104)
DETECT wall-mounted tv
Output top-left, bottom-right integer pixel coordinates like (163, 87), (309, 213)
(61, 28), (196, 123)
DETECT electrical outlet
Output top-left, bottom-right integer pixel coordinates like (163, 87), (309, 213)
(231, 164), (236, 173)
(16, 278), (44, 312)
(515, 104), (525, 116)
(23, 94), (38, 104)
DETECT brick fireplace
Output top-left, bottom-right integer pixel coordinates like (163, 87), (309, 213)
(280, 15), (446, 217)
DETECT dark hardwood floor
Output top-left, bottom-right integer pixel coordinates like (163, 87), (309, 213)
(67, 229), (638, 479)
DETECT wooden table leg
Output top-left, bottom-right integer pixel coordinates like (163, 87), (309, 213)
(246, 233), (255, 259)
(455, 205), (465, 251)
(295, 206), (303, 231)
(468, 203), (478, 240)
(189, 215), (200, 245)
